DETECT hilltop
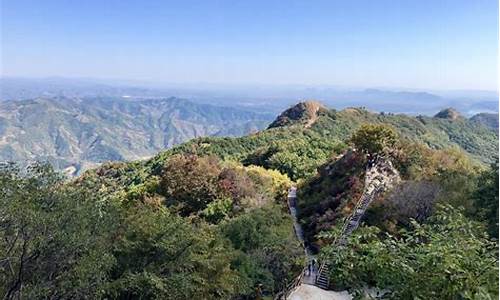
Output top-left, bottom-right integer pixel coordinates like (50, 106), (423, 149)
(433, 107), (462, 120)
(268, 101), (327, 129)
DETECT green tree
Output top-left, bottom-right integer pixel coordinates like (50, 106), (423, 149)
(221, 206), (303, 295)
(472, 159), (499, 238)
(106, 204), (240, 299)
(320, 205), (499, 299)
(0, 163), (117, 299)
(350, 124), (398, 155)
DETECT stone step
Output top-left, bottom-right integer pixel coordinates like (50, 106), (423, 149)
(316, 283), (329, 289)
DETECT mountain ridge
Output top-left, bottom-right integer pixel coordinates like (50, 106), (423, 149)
(83, 102), (497, 196)
(0, 96), (274, 174)
(1, 98), (497, 177)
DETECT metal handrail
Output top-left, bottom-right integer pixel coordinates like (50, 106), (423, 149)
(274, 266), (307, 300)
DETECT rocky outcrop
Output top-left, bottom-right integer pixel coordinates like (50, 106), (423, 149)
(434, 108), (462, 120)
(267, 101), (327, 129)
(334, 156), (400, 245)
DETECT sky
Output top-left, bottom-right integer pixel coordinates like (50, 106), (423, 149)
(1, 0), (498, 91)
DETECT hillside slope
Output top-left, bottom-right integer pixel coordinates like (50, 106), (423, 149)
(0, 96), (273, 174)
(79, 102), (498, 214)
(470, 112), (499, 131)
(141, 103), (497, 181)
(324, 107), (498, 163)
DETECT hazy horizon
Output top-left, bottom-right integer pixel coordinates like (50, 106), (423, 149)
(2, 0), (498, 91)
(2, 75), (497, 118)
(2, 75), (498, 95)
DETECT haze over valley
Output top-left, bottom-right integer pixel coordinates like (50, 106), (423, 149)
(1, 77), (498, 116)
(0, 82), (497, 176)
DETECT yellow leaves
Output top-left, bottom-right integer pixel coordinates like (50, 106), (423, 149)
(244, 164), (292, 198)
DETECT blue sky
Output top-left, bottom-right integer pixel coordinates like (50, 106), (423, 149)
(1, 0), (498, 90)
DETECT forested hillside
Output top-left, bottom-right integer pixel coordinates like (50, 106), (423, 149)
(140, 102), (498, 182)
(308, 124), (499, 298)
(1, 102), (498, 299)
(471, 112), (499, 131)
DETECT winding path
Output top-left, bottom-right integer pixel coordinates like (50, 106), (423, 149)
(279, 156), (400, 299)
(287, 187), (317, 284)
(285, 187), (351, 300)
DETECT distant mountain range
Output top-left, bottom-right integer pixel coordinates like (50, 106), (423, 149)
(0, 77), (497, 175)
(0, 96), (273, 175)
(1, 77), (498, 116)
(0, 95), (497, 176)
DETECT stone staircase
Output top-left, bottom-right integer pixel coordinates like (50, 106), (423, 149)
(278, 155), (400, 299)
(315, 263), (330, 289)
(314, 156), (400, 291)
(334, 185), (383, 246)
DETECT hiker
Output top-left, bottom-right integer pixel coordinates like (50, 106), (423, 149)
(255, 283), (263, 300)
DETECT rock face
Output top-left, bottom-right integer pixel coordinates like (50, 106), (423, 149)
(434, 108), (462, 120)
(335, 155), (401, 244)
(267, 101), (327, 129)
(365, 157), (401, 192)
